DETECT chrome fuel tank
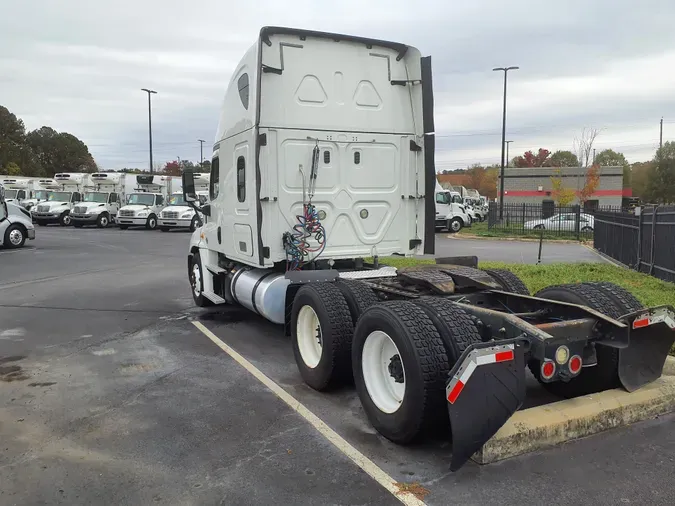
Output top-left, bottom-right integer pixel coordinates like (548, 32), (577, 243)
(230, 268), (290, 324)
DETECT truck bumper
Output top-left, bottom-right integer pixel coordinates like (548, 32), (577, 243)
(27, 229), (36, 240)
(71, 214), (99, 224)
(158, 218), (191, 229)
(117, 218), (147, 226)
(33, 213), (60, 223)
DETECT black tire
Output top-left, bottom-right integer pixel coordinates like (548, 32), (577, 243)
(160, 227), (171, 232)
(189, 252), (213, 308)
(118, 225), (128, 230)
(412, 297), (482, 364)
(335, 279), (379, 326)
(145, 215), (157, 230)
(59, 212), (71, 227)
(448, 217), (463, 233)
(97, 213), (110, 228)
(531, 283), (624, 397)
(190, 216), (199, 232)
(483, 268), (530, 295)
(352, 301), (450, 443)
(583, 281), (643, 314)
(3, 224), (27, 248)
(291, 283), (354, 391)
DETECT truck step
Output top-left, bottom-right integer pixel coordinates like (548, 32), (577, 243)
(203, 290), (226, 304)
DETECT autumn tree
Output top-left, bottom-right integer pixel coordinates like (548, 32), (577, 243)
(549, 150), (579, 167)
(512, 148), (552, 167)
(579, 164), (601, 204)
(162, 160), (181, 176)
(550, 170), (576, 205)
(594, 149), (627, 167)
(466, 164), (486, 190)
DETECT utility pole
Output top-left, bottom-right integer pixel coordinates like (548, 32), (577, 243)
(505, 140), (513, 167)
(141, 88), (157, 173)
(593, 148), (596, 164)
(493, 66), (519, 220)
(198, 139), (206, 168)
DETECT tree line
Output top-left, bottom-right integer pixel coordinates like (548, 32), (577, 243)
(0, 105), (97, 177)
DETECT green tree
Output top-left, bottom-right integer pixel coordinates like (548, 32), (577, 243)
(199, 159), (211, 173)
(595, 149), (628, 167)
(26, 127), (97, 176)
(550, 150), (579, 167)
(630, 161), (656, 201)
(5, 162), (22, 176)
(648, 141), (675, 203)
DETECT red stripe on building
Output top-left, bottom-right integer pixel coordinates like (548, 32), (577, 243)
(501, 189), (631, 197)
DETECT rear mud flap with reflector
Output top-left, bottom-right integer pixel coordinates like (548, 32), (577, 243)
(619, 306), (675, 392)
(446, 340), (526, 471)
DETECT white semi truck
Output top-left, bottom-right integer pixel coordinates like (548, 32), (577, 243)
(33, 173), (87, 226)
(116, 175), (169, 230)
(158, 172), (209, 232)
(71, 172), (125, 228)
(434, 181), (470, 233)
(180, 27), (675, 472)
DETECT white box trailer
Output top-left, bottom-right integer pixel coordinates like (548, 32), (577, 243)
(180, 27), (675, 472)
(71, 172), (126, 228)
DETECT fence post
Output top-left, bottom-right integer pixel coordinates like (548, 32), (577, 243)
(636, 207), (643, 270)
(522, 202), (526, 234)
(649, 206), (659, 275)
(575, 204), (581, 240)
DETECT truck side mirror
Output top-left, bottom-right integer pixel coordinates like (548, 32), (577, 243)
(182, 171), (197, 202)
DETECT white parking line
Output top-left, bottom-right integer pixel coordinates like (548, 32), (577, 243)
(192, 321), (427, 506)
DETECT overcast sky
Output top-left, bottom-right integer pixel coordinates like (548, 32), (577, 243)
(2, 0), (674, 171)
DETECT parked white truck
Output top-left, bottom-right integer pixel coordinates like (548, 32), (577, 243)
(116, 175), (169, 230)
(33, 173), (87, 226)
(180, 27), (675, 472)
(20, 179), (61, 213)
(1, 182), (36, 248)
(71, 173), (125, 228)
(435, 181), (470, 232)
(158, 173), (209, 232)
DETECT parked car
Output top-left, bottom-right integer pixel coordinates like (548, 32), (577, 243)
(524, 213), (594, 232)
(1, 184), (36, 249)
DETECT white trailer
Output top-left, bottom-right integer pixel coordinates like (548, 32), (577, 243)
(33, 173), (88, 226)
(0, 178), (32, 207)
(71, 172), (125, 228)
(158, 172), (209, 232)
(116, 175), (171, 230)
(180, 27), (675, 472)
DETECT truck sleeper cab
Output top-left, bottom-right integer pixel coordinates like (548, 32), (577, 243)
(182, 27), (675, 473)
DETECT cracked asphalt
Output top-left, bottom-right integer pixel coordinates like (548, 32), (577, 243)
(1, 227), (673, 506)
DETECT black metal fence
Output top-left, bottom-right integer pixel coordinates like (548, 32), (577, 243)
(487, 203), (621, 239)
(594, 206), (675, 283)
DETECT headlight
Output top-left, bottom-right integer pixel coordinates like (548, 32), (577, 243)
(137, 211), (148, 218)
(181, 212), (193, 218)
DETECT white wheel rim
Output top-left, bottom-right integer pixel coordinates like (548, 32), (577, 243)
(451, 221), (461, 232)
(63, 215), (71, 225)
(192, 263), (201, 297)
(9, 229), (23, 245)
(362, 330), (405, 414)
(101, 217), (108, 226)
(296, 305), (322, 368)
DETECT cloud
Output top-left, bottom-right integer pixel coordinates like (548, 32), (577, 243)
(1, 0), (674, 170)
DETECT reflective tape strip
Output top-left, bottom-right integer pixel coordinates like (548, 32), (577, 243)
(633, 312), (675, 330)
(446, 344), (515, 405)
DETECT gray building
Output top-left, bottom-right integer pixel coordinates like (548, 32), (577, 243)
(501, 166), (626, 208)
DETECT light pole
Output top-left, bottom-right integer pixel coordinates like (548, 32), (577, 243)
(493, 66), (519, 219)
(141, 88), (157, 173)
(198, 139), (206, 168)
(505, 140), (514, 168)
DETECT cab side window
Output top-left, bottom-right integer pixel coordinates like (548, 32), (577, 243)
(110, 193), (117, 203)
(210, 156), (220, 200)
(156, 195), (164, 206)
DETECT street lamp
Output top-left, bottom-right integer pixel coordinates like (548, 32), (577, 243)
(141, 88), (157, 174)
(198, 139), (206, 167)
(493, 66), (519, 220)
(505, 140), (514, 168)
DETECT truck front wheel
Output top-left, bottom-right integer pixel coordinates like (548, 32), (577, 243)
(146, 215), (158, 230)
(291, 283), (353, 391)
(189, 252), (213, 307)
(97, 213), (110, 228)
(448, 217), (463, 233)
(59, 212), (72, 227)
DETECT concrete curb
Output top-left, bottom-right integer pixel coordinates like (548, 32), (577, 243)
(449, 234), (592, 245)
(473, 358), (675, 465)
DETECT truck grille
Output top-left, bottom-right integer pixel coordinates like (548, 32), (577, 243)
(74, 206), (88, 214)
(119, 209), (135, 217)
(163, 211), (179, 219)
(37, 205), (50, 213)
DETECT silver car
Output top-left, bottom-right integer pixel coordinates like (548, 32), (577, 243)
(1, 184), (36, 249)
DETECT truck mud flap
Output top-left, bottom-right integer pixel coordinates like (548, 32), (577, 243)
(446, 339), (526, 471)
(619, 306), (675, 392)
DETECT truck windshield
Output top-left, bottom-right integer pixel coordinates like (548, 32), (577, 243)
(127, 194), (155, 206)
(5, 190), (18, 199)
(48, 192), (72, 201)
(84, 193), (108, 203)
(452, 195), (463, 204)
(35, 191), (51, 200)
(167, 195), (186, 206)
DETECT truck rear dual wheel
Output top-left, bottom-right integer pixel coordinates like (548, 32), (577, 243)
(483, 268), (530, 295)
(531, 282), (641, 398)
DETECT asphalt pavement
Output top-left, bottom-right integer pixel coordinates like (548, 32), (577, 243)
(1, 227), (672, 506)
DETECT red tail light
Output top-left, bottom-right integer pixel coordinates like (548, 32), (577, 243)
(569, 355), (582, 374)
(541, 360), (556, 380)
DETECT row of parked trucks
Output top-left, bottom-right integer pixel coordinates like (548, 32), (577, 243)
(0, 173), (210, 232)
(434, 181), (488, 233)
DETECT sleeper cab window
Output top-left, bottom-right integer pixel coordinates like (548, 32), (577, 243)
(238, 73), (249, 110)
